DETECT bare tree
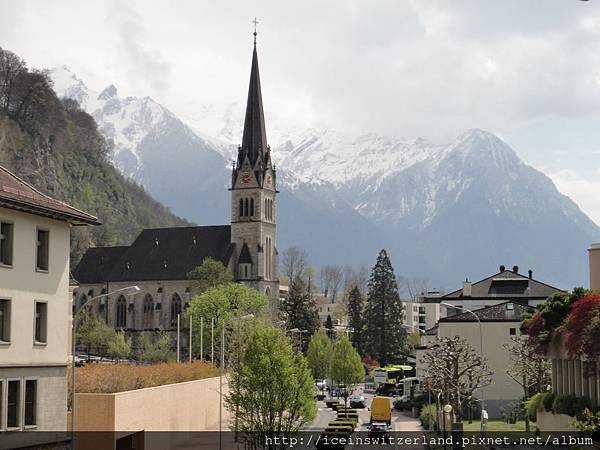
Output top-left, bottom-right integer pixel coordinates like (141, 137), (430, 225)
(399, 275), (429, 300)
(343, 265), (369, 293)
(420, 336), (492, 422)
(319, 265), (344, 303)
(504, 336), (551, 432)
(280, 246), (309, 284)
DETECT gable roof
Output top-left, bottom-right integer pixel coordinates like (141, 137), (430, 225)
(0, 166), (100, 225)
(74, 225), (234, 283)
(439, 301), (535, 323)
(443, 268), (563, 300)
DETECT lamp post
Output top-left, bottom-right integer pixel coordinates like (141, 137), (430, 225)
(71, 285), (139, 449)
(219, 314), (255, 450)
(440, 302), (485, 430)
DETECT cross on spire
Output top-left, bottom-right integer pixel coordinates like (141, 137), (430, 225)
(253, 17), (259, 45)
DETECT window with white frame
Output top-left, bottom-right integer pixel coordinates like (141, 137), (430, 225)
(7, 379), (20, 429)
(36, 229), (49, 271)
(34, 302), (47, 344)
(0, 221), (13, 266)
(24, 379), (37, 427)
(0, 299), (10, 343)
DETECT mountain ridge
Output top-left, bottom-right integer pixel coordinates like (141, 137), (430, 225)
(49, 65), (600, 288)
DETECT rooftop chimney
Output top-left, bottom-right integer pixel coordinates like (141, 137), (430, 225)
(589, 243), (600, 291)
(513, 265), (519, 274)
(463, 278), (472, 297)
(528, 269), (533, 279)
(499, 265), (506, 272)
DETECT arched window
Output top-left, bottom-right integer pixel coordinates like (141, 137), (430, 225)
(170, 294), (182, 327)
(244, 198), (249, 217)
(239, 198), (244, 217)
(115, 295), (127, 328)
(265, 236), (272, 280)
(143, 294), (154, 329)
(265, 286), (271, 298)
(250, 198), (254, 216)
(78, 294), (88, 310)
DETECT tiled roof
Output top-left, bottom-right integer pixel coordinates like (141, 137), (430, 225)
(439, 301), (535, 323)
(443, 268), (563, 300)
(0, 166), (100, 225)
(73, 225), (234, 283)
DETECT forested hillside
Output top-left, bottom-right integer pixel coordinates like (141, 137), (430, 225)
(0, 47), (189, 266)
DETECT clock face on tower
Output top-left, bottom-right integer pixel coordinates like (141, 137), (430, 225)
(265, 175), (272, 187)
(241, 173), (251, 185)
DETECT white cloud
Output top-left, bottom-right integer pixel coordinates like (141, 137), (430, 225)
(549, 170), (600, 225)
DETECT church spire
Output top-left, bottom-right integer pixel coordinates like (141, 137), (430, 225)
(240, 24), (268, 167)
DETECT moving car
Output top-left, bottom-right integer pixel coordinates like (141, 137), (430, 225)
(368, 422), (391, 442)
(370, 396), (392, 425)
(349, 394), (366, 408)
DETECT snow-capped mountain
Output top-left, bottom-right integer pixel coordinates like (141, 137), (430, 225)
(49, 66), (600, 289)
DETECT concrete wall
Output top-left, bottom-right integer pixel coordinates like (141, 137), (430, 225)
(590, 243), (600, 291)
(0, 207), (70, 432)
(436, 321), (524, 418)
(74, 376), (229, 432)
(537, 410), (576, 432)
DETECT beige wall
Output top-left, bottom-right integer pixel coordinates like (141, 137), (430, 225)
(74, 376), (229, 432)
(402, 301), (440, 332)
(590, 243), (600, 291)
(0, 207), (70, 366)
(437, 321), (524, 417)
(73, 376), (230, 450)
(0, 207), (70, 433)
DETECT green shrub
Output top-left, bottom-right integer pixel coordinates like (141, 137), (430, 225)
(542, 392), (555, 412)
(552, 394), (590, 418)
(573, 408), (600, 441)
(525, 393), (546, 422)
(419, 404), (437, 430)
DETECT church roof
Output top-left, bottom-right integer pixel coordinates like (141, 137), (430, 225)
(240, 42), (268, 167)
(0, 165), (100, 225)
(73, 225), (234, 283)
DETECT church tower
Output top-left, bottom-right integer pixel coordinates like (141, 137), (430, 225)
(231, 30), (279, 304)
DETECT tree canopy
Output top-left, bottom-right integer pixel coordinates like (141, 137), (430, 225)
(306, 328), (332, 383)
(280, 276), (321, 343)
(185, 283), (267, 359)
(330, 334), (364, 406)
(187, 257), (233, 294)
(346, 286), (365, 355)
(226, 326), (316, 448)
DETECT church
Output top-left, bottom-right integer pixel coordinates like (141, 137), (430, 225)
(73, 35), (280, 331)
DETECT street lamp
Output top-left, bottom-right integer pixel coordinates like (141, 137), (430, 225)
(71, 285), (139, 448)
(220, 314), (255, 450)
(440, 302), (485, 431)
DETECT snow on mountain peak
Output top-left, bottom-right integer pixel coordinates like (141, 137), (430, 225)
(98, 85), (118, 100)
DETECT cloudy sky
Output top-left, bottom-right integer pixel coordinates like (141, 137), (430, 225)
(2, 0), (600, 222)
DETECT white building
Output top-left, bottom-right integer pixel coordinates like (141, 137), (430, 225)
(0, 166), (98, 437)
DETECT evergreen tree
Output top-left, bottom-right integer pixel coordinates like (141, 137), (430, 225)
(281, 276), (321, 339)
(363, 249), (407, 365)
(346, 286), (365, 355)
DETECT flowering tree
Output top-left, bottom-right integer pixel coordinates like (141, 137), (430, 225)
(565, 294), (600, 359)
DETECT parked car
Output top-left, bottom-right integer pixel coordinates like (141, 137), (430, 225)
(349, 394), (366, 408)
